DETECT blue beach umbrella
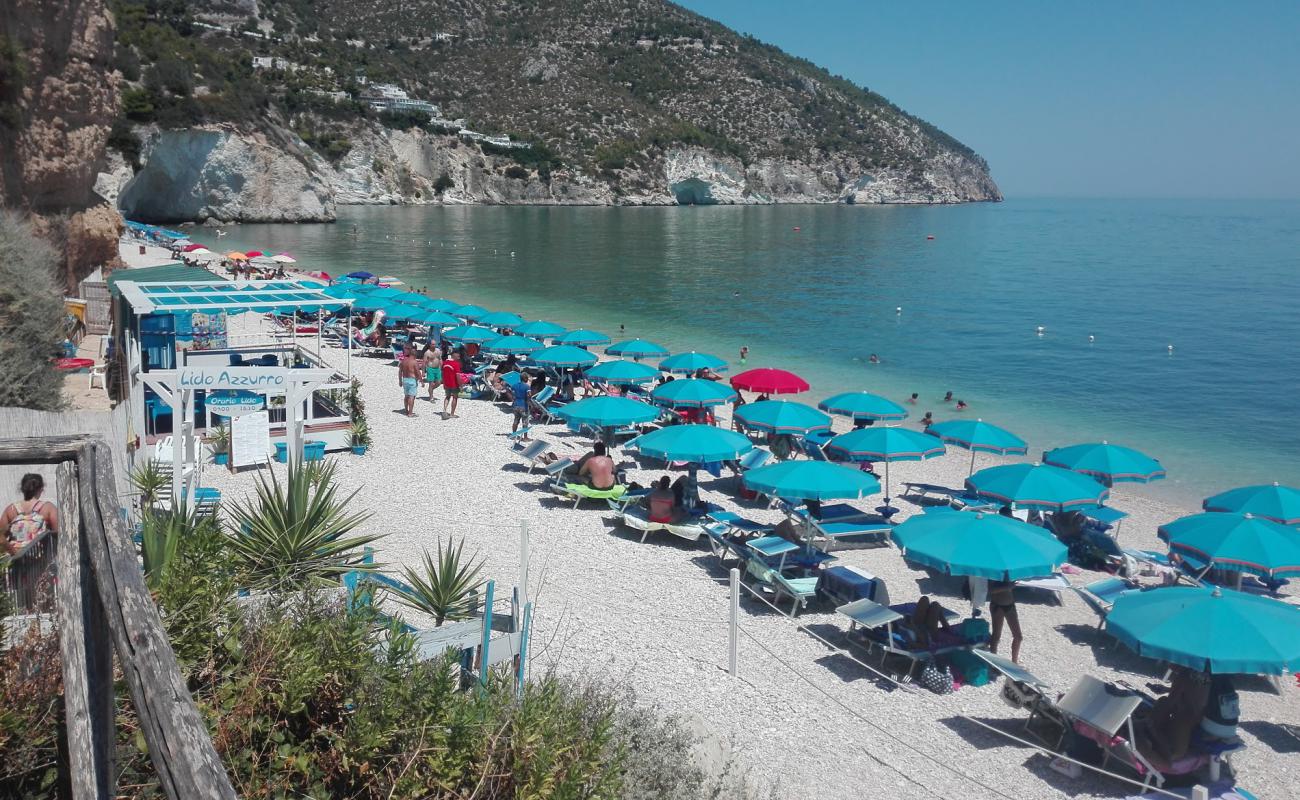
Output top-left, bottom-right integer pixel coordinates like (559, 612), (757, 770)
(966, 463), (1109, 512)
(1043, 442), (1166, 486)
(585, 360), (661, 385)
(553, 329), (611, 347)
(367, 287), (405, 300)
(1158, 512), (1300, 579)
(529, 345), (599, 369)
(407, 309), (460, 327)
(606, 338), (670, 360)
(557, 396), (661, 429)
(452, 304), (489, 320)
(515, 320), (567, 338)
(344, 271), (375, 280)
(660, 351), (728, 375)
(928, 418), (1028, 474)
(482, 335), (545, 355)
(322, 284), (360, 298)
(743, 461), (880, 501)
(393, 292), (428, 306)
(351, 295), (389, 312)
(734, 400), (832, 435)
(1203, 483), (1300, 526)
(818, 392), (909, 422)
(418, 297), (461, 313)
(442, 325), (498, 344)
(892, 511), (1068, 581)
(630, 424), (753, 463)
(380, 303), (424, 323)
(477, 310), (525, 329)
(826, 427), (947, 500)
(1107, 586), (1300, 674)
(650, 378), (737, 408)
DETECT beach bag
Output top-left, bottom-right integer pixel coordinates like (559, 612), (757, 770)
(948, 650), (991, 687)
(919, 661), (954, 695)
(960, 617), (990, 643)
(7, 501), (48, 546)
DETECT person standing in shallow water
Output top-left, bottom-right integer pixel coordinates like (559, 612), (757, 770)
(739, 346), (748, 365)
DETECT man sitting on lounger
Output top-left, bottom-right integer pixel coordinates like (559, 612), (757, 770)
(578, 442), (616, 490)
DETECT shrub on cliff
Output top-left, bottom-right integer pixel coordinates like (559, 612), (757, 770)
(0, 213), (66, 411)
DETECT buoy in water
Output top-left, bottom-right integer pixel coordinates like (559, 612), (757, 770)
(510, 251), (516, 258)
(1036, 325), (1045, 335)
(926, 235), (935, 240)
(1168, 344), (1174, 352)
(793, 226), (801, 232)
(1088, 335), (1095, 343)
(895, 307), (902, 314)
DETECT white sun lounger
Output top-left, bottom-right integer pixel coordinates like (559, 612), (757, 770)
(615, 505), (709, 544)
(1015, 572), (1072, 604)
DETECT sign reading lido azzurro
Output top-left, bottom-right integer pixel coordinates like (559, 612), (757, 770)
(206, 390), (265, 417)
(177, 367), (287, 389)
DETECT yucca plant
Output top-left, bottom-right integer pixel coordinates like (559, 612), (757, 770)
(140, 505), (219, 592)
(206, 423), (230, 455)
(226, 461), (382, 591)
(388, 539), (486, 626)
(128, 460), (169, 510)
(299, 458), (333, 489)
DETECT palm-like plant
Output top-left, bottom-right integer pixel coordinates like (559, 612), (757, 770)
(206, 423), (230, 456)
(388, 539), (486, 627)
(128, 460), (169, 510)
(141, 505), (219, 591)
(226, 461), (382, 591)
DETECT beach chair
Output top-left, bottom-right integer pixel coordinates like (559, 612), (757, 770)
(729, 447), (772, 487)
(529, 385), (559, 422)
(614, 504), (710, 544)
(510, 440), (552, 472)
(1055, 675), (1169, 790)
(740, 548), (821, 616)
(1075, 576), (1137, 624)
(799, 437), (830, 461)
(779, 500), (892, 547)
(837, 598), (977, 679)
(973, 650), (1070, 746)
(1015, 572), (1072, 604)
(554, 482), (628, 509)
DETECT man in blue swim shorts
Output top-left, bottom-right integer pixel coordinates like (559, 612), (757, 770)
(398, 345), (421, 417)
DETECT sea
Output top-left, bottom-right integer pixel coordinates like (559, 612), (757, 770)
(209, 198), (1300, 506)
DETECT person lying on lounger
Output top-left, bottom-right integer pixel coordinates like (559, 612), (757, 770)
(909, 596), (952, 648)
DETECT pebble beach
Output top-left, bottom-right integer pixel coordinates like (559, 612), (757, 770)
(200, 309), (1300, 800)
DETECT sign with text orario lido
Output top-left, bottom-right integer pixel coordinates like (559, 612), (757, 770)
(206, 390), (265, 417)
(177, 367), (289, 390)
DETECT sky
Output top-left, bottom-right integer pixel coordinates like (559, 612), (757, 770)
(677, 0), (1300, 199)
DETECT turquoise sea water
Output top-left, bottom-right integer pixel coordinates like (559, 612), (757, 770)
(211, 198), (1300, 504)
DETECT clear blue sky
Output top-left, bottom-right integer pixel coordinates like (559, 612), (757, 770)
(677, 0), (1300, 198)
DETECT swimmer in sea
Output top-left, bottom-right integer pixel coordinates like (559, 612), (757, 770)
(955, 399), (968, 411)
(739, 345), (749, 365)
(920, 411), (934, 428)
(869, 353), (880, 364)
(943, 391), (953, 403)
(907, 393), (919, 404)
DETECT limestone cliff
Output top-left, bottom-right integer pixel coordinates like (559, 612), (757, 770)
(0, 0), (123, 289)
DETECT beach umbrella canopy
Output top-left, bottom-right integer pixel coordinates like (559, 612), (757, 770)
(515, 320), (566, 338)
(734, 400), (832, 435)
(743, 461), (880, 501)
(606, 338), (669, 359)
(452, 304), (489, 320)
(350, 295), (389, 312)
(730, 368), (809, 395)
(368, 287), (405, 300)
(928, 418), (1028, 474)
(650, 378), (737, 408)
(1043, 442), (1166, 485)
(826, 427), (947, 499)
(557, 396), (660, 429)
(1106, 586), (1300, 674)
(181, 243), (206, 252)
(322, 284), (358, 299)
(1203, 483), (1300, 526)
(226, 251), (248, 261)
(553, 329), (611, 347)
(630, 425), (753, 463)
(477, 311), (525, 328)
(585, 360), (661, 385)
(442, 325), (499, 344)
(1158, 512), (1300, 578)
(818, 392), (909, 422)
(393, 292), (429, 306)
(244, 250), (265, 258)
(893, 511), (1068, 580)
(380, 303), (427, 323)
(482, 335), (545, 355)
(416, 297), (461, 313)
(272, 253), (296, 263)
(529, 345), (599, 368)
(408, 309), (460, 327)
(966, 463), (1109, 512)
(660, 351), (728, 374)
(345, 271), (375, 279)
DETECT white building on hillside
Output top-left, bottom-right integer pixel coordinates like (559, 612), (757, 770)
(361, 83), (439, 116)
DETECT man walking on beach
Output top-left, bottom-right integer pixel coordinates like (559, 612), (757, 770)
(423, 342), (442, 402)
(398, 346), (421, 417)
(441, 351), (462, 420)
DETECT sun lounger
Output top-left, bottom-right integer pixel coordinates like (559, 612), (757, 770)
(1058, 675), (1167, 789)
(740, 549), (821, 616)
(510, 439), (552, 472)
(799, 437), (830, 461)
(554, 482), (628, 509)
(973, 650), (1071, 745)
(837, 598), (979, 678)
(615, 504), (709, 544)
(529, 385), (559, 422)
(902, 482), (960, 502)
(1075, 576), (1138, 625)
(1015, 572), (1071, 604)
(778, 500), (892, 546)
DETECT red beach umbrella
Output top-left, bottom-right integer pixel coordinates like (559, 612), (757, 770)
(244, 250), (265, 257)
(730, 368), (810, 395)
(181, 243), (205, 252)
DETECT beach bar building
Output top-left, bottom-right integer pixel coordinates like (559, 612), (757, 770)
(113, 278), (353, 503)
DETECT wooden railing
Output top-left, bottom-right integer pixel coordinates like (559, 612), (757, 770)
(0, 436), (236, 800)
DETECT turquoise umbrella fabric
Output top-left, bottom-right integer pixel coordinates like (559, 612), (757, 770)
(585, 360), (660, 385)
(1203, 483), (1300, 526)
(966, 463), (1109, 512)
(818, 392), (909, 422)
(1043, 442), (1166, 485)
(650, 378), (737, 408)
(1158, 512), (1300, 578)
(892, 511), (1068, 580)
(743, 461), (879, 501)
(350, 295), (388, 312)
(826, 427), (947, 499)
(368, 287), (405, 300)
(418, 297), (461, 313)
(734, 400), (832, 435)
(529, 345), (598, 368)
(452, 304), (489, 320)
(606, 338), (669, 359)
(379, 302), (423, 322)
(928, 418), (1028, 474)
(322, 284), (359, 298)
(482, 335), (544, 355)
(393, 292), (428, 306)
(477, 310), (525, 328)
(515, 320), (566, 338)
(630, 424), (753, 463)
(442, 325), (498, 344)
(660, 351), (728, 374)
(557, 396), (661, 428)
(408, 309), (459, 327)
(1106, 586), (1300, 674)
(553, 328), (611, 346)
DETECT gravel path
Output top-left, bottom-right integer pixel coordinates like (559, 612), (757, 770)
(202, 313), (1299, 800)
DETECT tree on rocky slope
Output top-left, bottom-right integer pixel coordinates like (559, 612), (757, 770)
(0, 213), (66, 410)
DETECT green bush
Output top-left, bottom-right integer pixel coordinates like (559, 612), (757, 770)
(433, 172), (455, 193)
(121, 87), (154, 121)
(0, 214), (65, 411)
(504, 164), (529, 180)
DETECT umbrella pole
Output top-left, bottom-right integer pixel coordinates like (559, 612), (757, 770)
(884, 460), (892, 505)
(969, 449), (976, 476)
